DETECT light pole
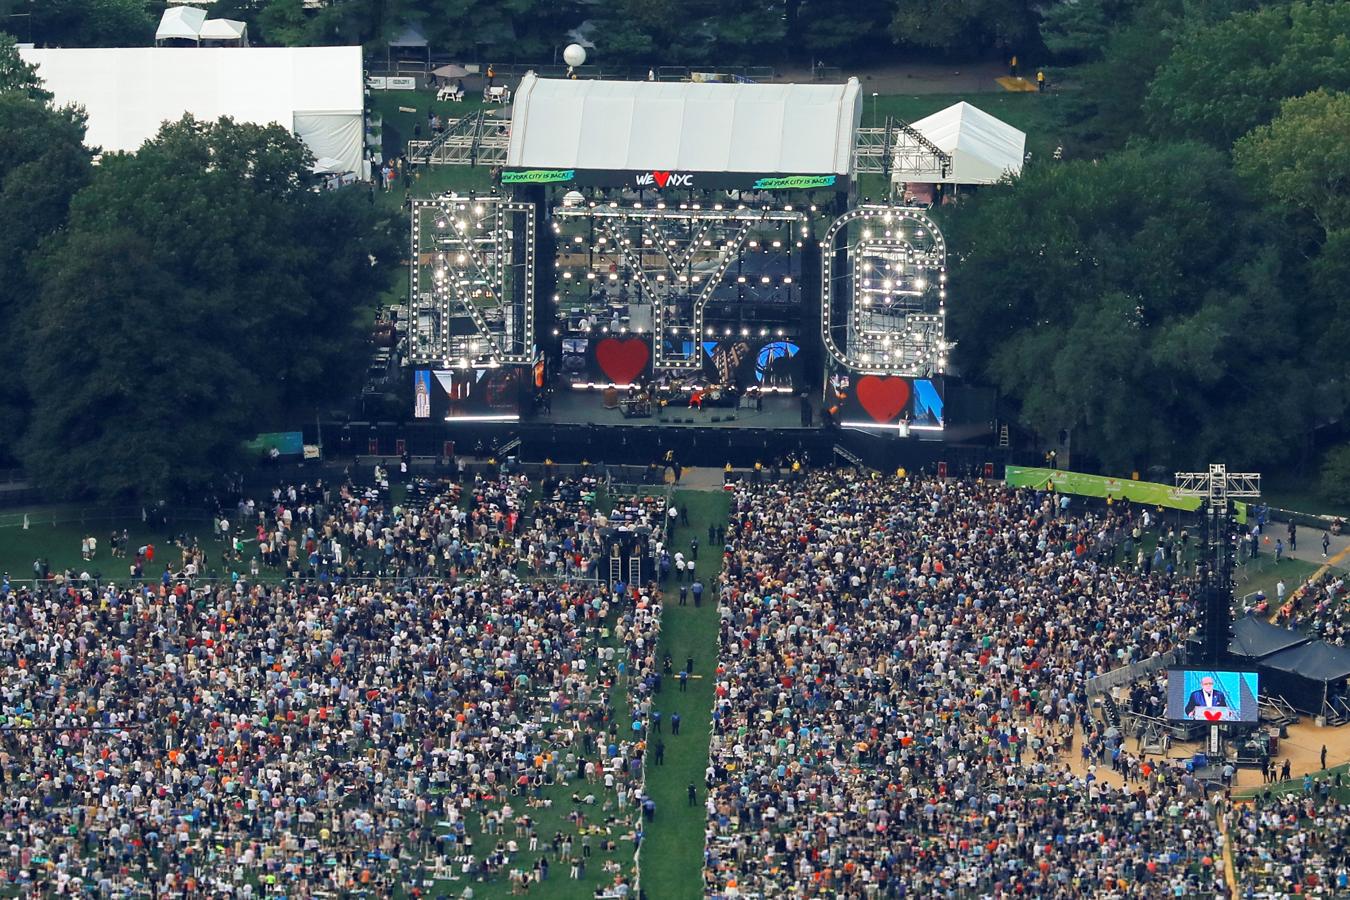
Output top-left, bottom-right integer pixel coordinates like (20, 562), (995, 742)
(871, 92), (879, 128)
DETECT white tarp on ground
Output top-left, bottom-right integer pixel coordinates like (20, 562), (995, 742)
(891, 101), (1026, 185)
(21, 47), (364, 174)
(506, 73), (861, 176)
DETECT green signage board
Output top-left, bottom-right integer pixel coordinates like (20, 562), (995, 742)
(751, 174), (838, 190)
(500, 169), (575, 184)
(1005, 466), (1206, 511)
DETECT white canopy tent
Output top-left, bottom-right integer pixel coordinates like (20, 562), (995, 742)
(20, 47), (364, 174)
(891, 101), (1025, 185)
(506, 73), (861, 181)
(155, 6), (206, 43)
(197, 18), (248, 44)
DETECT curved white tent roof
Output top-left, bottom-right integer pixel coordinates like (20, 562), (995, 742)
(506, 73), (861, 181)
(892, 101), (1025, 185)
(21, 47), (364, 174)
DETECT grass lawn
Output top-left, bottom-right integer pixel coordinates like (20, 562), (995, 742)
(1233, 557), (1325, 610)
(1260, 472), (1350, 519)
(0, 510), (211, 583)
(639, 488), (730, 900)
(1235, 762), (1350, 802)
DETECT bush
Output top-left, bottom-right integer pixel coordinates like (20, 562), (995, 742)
(1319, 446), (1350, 507)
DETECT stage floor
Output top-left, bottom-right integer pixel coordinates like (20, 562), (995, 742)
(539, 391), (813, 429)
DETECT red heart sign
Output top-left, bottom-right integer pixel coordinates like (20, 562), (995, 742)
(652, 171), (671, 188)
(855, 375), (912, 423)
(595, 337), (650, 384)
(1203, 710), (1223, 722)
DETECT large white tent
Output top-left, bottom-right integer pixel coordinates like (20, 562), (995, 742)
(506, 73), (861, 185)
(20, 47), (364, 174)
(891, 101), (1025, 185)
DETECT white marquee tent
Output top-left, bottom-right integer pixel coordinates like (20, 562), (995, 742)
(156, 7), (248, 45)
(506, 73), (861, 178)
(20, 47), (364, 174)
(891, 101), (1025, 185)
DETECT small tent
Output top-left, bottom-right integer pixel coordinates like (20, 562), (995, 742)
(891, 101), (1025, 185)
(198, 18), (248, 46)
(156, 6), (206, 44)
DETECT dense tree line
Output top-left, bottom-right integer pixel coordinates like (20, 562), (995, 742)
(0, 35), (398, 500)
(6, 0), (1042, 63)
(950, 0), (1349, 479)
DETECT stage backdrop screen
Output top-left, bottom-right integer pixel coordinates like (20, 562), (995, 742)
(414, 368), (523, 419)
(1166, 668), (1259, 723)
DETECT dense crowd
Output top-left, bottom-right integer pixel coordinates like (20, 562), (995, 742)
(704, 471), (1227, 898)
(1229, 791), (1350, 897)
(0, 470), (658, 898)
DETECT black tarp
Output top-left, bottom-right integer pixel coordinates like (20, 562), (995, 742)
(1258, 639), (1350, 713)
(1263, 641), (1350, 682)
(1230, 615), (1310, 661)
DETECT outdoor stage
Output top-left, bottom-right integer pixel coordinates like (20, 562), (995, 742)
(539, 391), (811, 429)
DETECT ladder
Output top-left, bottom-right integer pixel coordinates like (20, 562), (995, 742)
(608, 548), (623, 588)
(832, 444), (864, 469)
(998, 423), (1010, 448)
(628, 555), (642, 587)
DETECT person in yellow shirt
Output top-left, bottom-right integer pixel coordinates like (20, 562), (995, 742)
(1037, 70), (1046, 92)
(1009, 55), (1019, 77)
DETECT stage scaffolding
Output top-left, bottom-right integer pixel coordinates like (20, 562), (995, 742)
(408, 196), (537, 367)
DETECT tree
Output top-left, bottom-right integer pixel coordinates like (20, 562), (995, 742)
(23, 116), (398, 500)
(1320, 445), (1350, 508)
(945, 142), (1315, 471)
(1234, 89), (1350, 237)
(0, 30), (47, 99)
(0, 33), (92, 463)
(889, 0), (1036, 53)
(0, 0), (155, 48)
(1145, 1), (1350, 147)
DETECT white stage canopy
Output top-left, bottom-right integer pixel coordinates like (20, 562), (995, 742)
(20, 47), (364, 174)
(505, 73), (861, 188)
(891, 101), (1025, 185)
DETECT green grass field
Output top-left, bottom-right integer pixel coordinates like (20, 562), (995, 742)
(638, 489), (729, 900)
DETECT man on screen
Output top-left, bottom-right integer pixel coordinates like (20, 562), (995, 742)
(1185, 676), (1230, 719)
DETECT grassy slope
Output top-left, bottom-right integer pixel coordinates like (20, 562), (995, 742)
(639, 489), (730, 900)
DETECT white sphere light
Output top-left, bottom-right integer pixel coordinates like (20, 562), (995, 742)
(563, 43), (587, 68)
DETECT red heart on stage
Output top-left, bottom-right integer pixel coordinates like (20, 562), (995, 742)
(1203, 710), (1223, 722)
(652, 171), (671, 188)
(856, 375), (912, 423)
(595, 337), (650, 384)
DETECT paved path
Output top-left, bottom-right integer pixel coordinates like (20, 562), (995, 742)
(776, 61), (1007, 95)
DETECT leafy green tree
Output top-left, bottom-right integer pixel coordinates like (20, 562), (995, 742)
(1235, 89), (1350, 236)
(1145, 1), (1350, 147)
(0, 0), (154, 48)
(23, 228), (255, 499)
(889, 0), (1036, 53)
(0, 33), (92, 463)
(1319, 446), (1350, 508)
(0, 30), (46, 99)
(946, 142), (1313, 471)
(24, 116), (398, 500)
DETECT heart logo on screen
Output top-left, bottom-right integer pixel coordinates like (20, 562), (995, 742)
(856, 375), (911, 423)
(595, 337), (650, 384)
(1203, 710), (1223, 722)
(652, 171), (672, 188)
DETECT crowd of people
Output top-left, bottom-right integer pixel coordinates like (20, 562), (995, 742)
(1228, 791), (1350, 897)
(0, 469), (662, 897)
(703, 470), (1229, 898)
